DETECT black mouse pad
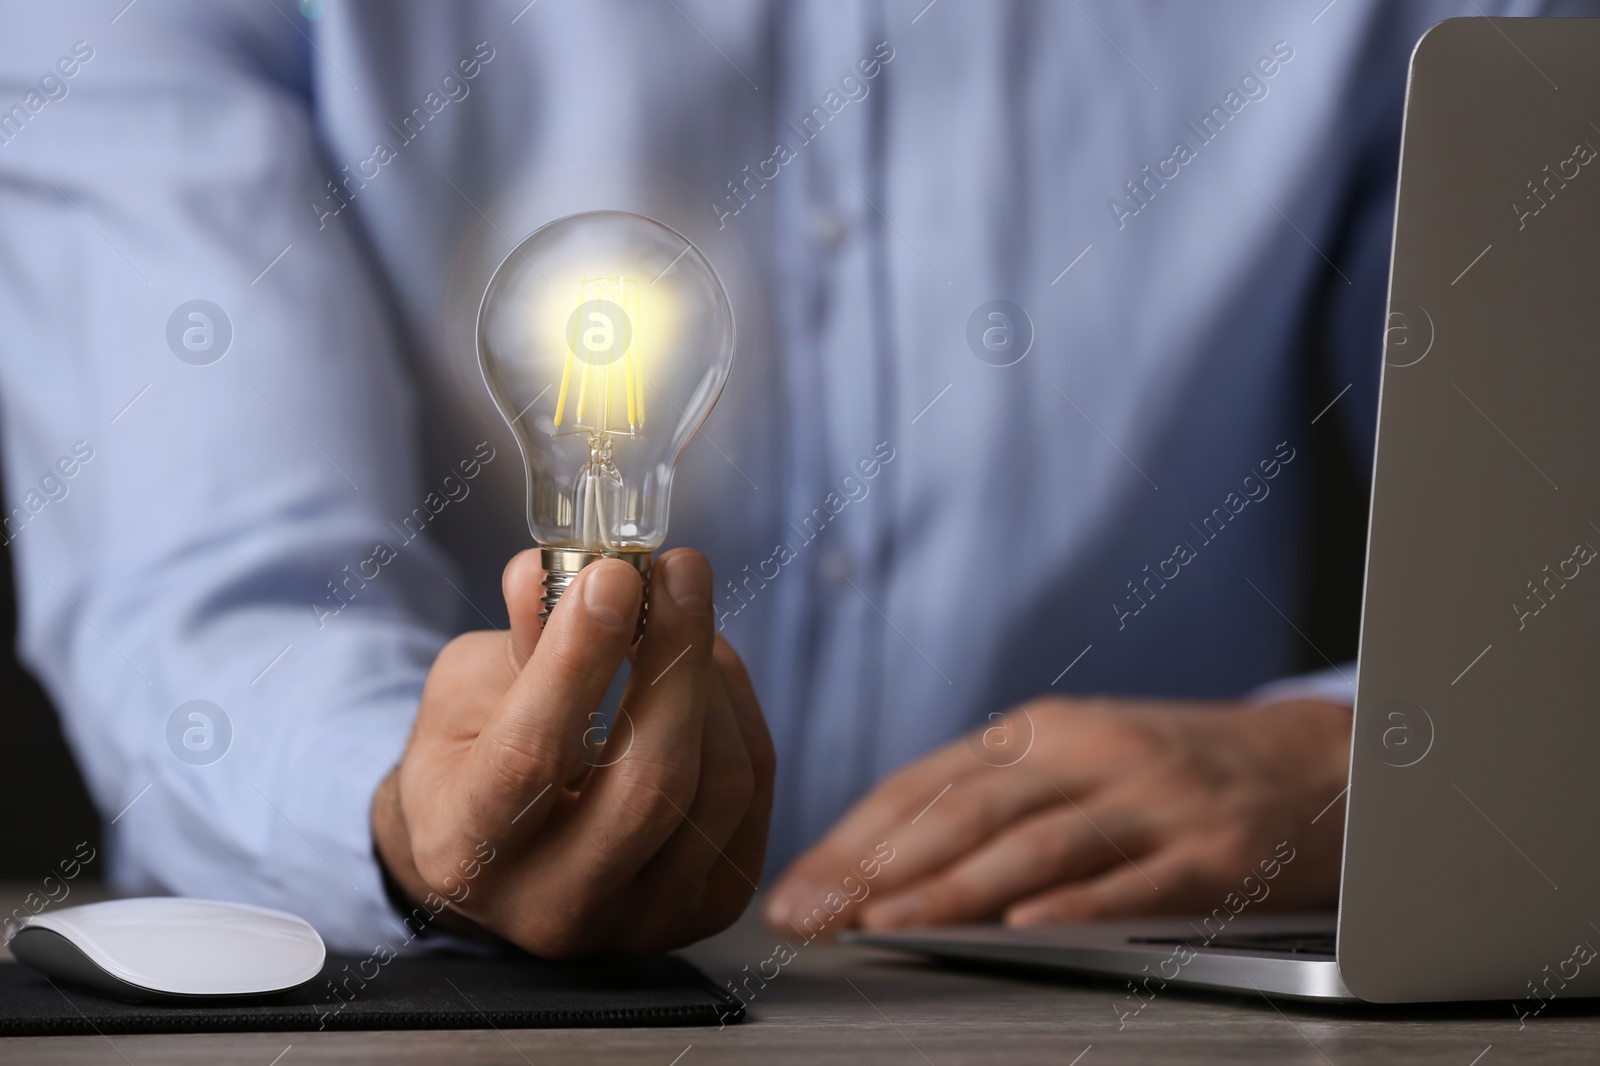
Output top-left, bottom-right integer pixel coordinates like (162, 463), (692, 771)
(0, 953), (744, 1035)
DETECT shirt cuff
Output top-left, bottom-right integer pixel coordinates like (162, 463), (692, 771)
(1246, 661), (1357, 707)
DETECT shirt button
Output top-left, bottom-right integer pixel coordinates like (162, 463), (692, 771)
(819, 549), (853, 585)
(810, 208), (849, 250)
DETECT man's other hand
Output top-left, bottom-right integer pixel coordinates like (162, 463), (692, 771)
(765, 697), (1350, 935)
(373, 548), (774, 958)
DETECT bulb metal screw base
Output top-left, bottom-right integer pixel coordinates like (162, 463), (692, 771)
(539, 547), (652, 641)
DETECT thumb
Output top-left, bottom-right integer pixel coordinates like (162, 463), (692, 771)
(467, 559), (640, 840)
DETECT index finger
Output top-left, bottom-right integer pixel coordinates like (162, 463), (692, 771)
(502, 548), (547, 671)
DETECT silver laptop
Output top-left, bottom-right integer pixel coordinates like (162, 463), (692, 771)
(848, 17), (1600, 1003)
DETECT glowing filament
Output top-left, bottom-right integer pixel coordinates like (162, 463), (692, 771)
(552, 275), (645, 436)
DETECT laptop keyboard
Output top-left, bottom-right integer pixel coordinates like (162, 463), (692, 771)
(1126, 931), (1337, 957)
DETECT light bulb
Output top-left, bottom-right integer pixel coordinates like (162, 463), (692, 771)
(477, 211), (736, 628)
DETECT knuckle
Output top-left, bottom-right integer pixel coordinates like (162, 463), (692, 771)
(609, 756), (697, 831)
(443, 630), (497, 659)
(421, 632), (498, 697)
(965, 786), (1009, 832)
(874, 771), (931, 822)
(483, 729), (566, 799)
(1101, 718), (1165, 760)
(436, 632), (478, 666)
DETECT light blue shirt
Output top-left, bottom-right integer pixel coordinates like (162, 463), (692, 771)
(0, 0), (1584, 950)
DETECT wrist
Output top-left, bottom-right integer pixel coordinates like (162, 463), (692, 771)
(372, 768), (425, 909)
(371, 767), (493, 942)
(1230, 698), (1352, 778)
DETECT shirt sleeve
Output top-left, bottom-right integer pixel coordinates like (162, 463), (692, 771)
(0, 3), (461, 951)
(1246, 663), (1357, 708)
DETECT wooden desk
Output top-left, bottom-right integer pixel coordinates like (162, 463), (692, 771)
(4, 888), (1598, 1064)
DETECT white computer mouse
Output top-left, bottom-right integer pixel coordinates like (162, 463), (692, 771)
(9, 897), (326, 1003)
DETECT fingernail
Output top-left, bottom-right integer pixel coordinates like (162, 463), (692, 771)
(863, 894), (923, 929)
(764, 882), (810, 927)
(581, 561), (637, 629)
(661, 552), (711, 612)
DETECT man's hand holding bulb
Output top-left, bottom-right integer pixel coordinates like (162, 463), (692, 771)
(372, 548), (774, 958)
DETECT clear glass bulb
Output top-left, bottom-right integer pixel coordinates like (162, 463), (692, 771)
(477, 211), (735, 624)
